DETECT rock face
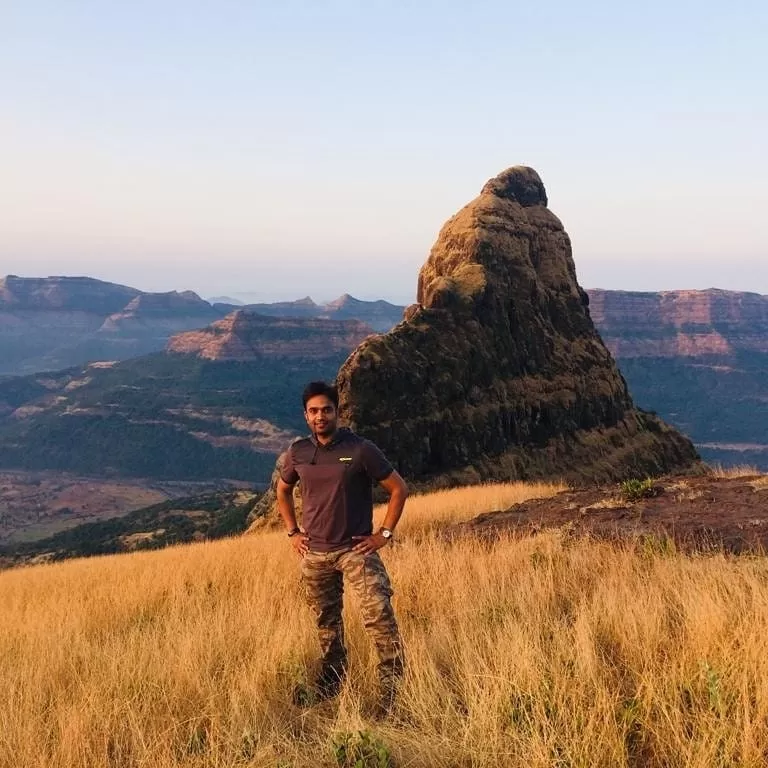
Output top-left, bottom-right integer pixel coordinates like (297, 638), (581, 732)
(336, 166), (698, 486)
(588, 289), (768, 358)
(587, 289), (768, 470)
(167, 310), (373, 360)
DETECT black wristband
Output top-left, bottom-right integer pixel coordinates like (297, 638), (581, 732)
(287, 527), (301, 537)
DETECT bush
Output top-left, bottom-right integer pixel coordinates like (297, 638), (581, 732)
(331, 730), (394, 768)
(620, 478), (661, 502)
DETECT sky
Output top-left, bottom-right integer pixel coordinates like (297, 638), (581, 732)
(2, 1), (766, 304)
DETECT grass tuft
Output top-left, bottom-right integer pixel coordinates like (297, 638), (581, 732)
(620, 478), (661, 502)
(708, 464), (762, 479)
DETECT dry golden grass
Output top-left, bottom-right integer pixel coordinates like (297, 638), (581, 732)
(373, 480), (567, 534)
(750, 476), (768, 491)
(708, 464), (763, 479)
(581, 497), (627, 511)
(2, 481), (768, 767)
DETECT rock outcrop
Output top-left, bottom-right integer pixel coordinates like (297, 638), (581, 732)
(335, 166), (698, 486)
(167, 310), (373, 360)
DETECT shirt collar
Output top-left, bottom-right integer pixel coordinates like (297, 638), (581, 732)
(309, 427), (350, 449)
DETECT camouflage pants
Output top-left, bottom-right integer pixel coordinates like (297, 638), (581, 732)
(301, 548), (403, 686)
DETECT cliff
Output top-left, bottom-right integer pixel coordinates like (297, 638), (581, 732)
(587, 289), (768, 357)
(166, 311), (373, 360)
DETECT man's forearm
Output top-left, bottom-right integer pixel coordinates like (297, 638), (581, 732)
(276, 488), (299, 531)
(381, 487), (407, 531)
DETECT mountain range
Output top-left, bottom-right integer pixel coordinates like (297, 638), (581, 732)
(2, 275), (768, 473)
(0, 276), (399, 375)
(213, 294), (404, 332)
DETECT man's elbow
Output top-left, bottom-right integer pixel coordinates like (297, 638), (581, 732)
(276, 479), (294, 498)
(394, 474), (409, 500)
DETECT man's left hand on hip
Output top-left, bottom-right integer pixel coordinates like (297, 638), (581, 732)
(351, 532), (390, 555)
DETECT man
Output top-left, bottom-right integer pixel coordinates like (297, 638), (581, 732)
(277, 380), (408, 713)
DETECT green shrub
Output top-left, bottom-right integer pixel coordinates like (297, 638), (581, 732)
(331, 730), (394, 768)
(620, 478), (661, 502)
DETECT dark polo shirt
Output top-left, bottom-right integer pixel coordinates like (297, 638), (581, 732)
(280, 428), (394, 552)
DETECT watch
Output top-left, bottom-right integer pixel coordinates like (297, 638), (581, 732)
(287, 527), (301, 537)
(380, 527), (393, 540)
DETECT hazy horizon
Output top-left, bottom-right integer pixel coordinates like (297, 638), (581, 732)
(3, 2), (766, 301)
(3, 268), (768, 308)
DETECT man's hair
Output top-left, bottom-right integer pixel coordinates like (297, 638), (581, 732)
(302, 381), (339, 410)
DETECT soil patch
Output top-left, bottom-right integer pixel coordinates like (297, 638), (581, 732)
(455, 474), (768, 553)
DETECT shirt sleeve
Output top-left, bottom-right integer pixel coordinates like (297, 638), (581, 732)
(279, 444), (300, 485)
(360, 440), (394, 481)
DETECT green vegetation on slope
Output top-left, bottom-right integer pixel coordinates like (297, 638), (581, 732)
(0, 352), (346, 482)
(618, 352), (768, 469)
(0, 490), (259, 566)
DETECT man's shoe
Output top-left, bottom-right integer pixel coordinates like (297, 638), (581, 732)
(292, 663), (346, 707)
(314, 663), (346, 701)
(370, 675), (401, 720)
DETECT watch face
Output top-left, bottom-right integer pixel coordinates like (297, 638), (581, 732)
(381, 528), (392, 538)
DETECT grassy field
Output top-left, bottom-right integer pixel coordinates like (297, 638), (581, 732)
(2, 480), (768, 767)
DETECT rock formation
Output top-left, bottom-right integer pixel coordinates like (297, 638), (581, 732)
(587, 289), (768, 358)
(335, 166), (698, 485)
(167, 310), (373, 360)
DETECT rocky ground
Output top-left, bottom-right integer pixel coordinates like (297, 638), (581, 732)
(457, 473), (768, 553)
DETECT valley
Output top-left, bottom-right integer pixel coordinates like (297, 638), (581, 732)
(0, 470), (253, 545)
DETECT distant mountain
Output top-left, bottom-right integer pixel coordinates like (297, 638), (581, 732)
(0, 312), (370, 483)
(207, 295), (244, 305)
(214, 294), (406, 332)
(0, 274), (139, 312)
(587, 289), (768, 469)
(0, 277), (403, 376)
(167, 310), (373, 360)
(0, 276), (223, 376)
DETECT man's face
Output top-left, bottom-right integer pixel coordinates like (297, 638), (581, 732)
(304, 394), (338, 437)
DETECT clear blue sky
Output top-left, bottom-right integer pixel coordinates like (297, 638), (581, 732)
(2, 1), (766, 303)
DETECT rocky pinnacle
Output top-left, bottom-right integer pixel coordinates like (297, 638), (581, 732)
(335, 166), (698, 486)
